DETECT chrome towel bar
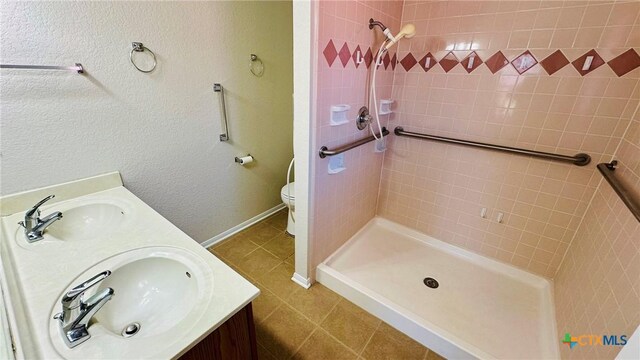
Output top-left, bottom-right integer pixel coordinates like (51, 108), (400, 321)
(597, 161), (640, 223)
(394, 127), (591, 166)
(1, 63), (84, 74)
(319, 127), (389, 158)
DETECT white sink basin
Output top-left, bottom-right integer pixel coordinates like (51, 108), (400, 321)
(95, 256), (198, 338)
(46, 203), (126, 241)
(12, 199), (134, 249)
(48, 246), (214, 359)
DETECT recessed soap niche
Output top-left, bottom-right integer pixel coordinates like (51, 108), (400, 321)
(330, 105), (350, 126)
(379, 99), (393, 115)
(328, 153), (345, 174)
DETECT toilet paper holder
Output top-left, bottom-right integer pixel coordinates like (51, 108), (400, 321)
(235, 154), (254, 165)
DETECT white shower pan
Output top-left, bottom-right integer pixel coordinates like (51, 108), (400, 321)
(316, 218), (559, 359)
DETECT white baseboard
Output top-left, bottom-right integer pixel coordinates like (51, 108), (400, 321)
(291, 272), (312, 289)
(200, 203), (286, 249)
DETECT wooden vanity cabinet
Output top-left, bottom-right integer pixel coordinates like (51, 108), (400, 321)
(179, 303), (258, 360)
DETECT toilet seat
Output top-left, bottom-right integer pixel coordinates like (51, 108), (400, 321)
(280, 183), (295, 201)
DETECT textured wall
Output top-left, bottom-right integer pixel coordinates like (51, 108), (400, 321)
(554, 111), (639, 359)
(0, 1), (293, 242)
(378, 0), (640, 277)
(310, 0), (403, 273)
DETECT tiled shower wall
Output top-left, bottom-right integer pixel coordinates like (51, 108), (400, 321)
(377, 0), (640, 277)
(554, 112), (640, 359)
(311, 0), (403, 272)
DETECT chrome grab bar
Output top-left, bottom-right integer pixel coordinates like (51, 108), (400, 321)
(214, 83), (230, 142)
(1, 64), (84, 74)
(597, 161), (640, 223)
(319, 127), (389, 158)
(394, 127), (591, 166)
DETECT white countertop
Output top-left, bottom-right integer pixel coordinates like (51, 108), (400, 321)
(0, 172), (259, 359)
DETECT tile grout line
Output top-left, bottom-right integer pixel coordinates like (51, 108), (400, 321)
(288, 326), (319, 359)
(313, 327), (362, 358)
(357, 320), (382, 358)
(213, 216), (435, 358)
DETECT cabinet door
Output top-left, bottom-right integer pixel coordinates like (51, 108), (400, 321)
(180, 303), (258, 360)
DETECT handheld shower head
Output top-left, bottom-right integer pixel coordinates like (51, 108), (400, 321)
(384, 23), (416, 51)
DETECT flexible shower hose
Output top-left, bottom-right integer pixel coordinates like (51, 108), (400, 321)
(369, 41), (389, 140)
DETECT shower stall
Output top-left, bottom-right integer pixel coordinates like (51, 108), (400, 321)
(309, 1), (640, 359)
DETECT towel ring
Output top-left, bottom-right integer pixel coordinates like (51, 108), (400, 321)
(130, 42), (157, 73)
(249, 54), (264, 77)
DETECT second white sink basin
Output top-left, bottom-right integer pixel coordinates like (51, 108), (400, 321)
(48, 246), (214, 359)
(95, 256), (198, 338)
(46, 203), (126, 242)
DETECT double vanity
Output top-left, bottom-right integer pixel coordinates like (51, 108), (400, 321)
(0, 172), (260, 359)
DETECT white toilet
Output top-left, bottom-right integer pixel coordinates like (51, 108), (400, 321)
(280, 182), (295, 236)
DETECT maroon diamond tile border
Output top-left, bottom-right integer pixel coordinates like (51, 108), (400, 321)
(338, 42), (351, 68)
(323, 40), (338, 67)
(364, 47), (373, 69)
(400, 53), (418, 71)
(321, 38), (640, 78)
(383, 52), (391, 70)
(485, 51), (510, 74)
(460, 51), (483, 73)
(352, 45), (363, 68)
(439, 52), (459, 73)
(418, 53), (437, 72)
(511, 50), (537, 75)
(571, 49), (605, 76)
(607, 49), (640, 77)
(540, 50), (570, 75)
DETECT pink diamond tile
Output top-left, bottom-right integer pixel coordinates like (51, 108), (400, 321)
(439, 51), (459, 73)
(607, 48), (640, 77)
(352, 45), (363, 68)
(460, 51), (483, 73)
(323, 40), (338, 67)
(511, 50), (537, 75)
(338, 42), (351, 67)
(364, 47), (373, 68)
(485, 51), (509, 74)
(540, 50), (570, 75)
(418, 53), (437, 72)
(383, 52), (391, 70)
(400, 53), (417, 71)
(571, 49), (605, 76)
(391, 53), (397, 70)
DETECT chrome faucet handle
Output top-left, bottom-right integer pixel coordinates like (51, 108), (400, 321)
(25, 194), (56, 218)
(62, 270), (112, 310)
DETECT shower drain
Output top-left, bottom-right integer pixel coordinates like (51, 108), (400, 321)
(121, 322), (141, 338)
(423, 277), (439, 289)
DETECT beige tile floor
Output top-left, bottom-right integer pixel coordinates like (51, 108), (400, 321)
(209, 210), (445, 360)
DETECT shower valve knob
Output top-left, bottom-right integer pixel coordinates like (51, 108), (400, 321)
(356, 106), (372, 130)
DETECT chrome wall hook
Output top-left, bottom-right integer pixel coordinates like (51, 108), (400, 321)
(130, 42), (157, 73)
(249, 54), (264, 77)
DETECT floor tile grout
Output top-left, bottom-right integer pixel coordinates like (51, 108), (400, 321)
(358, 320), (382, 359)
(289, 327), (319, 359)
(210, 211), (440, 360)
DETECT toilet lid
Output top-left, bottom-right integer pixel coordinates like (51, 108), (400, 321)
(281, 182), (295, 199)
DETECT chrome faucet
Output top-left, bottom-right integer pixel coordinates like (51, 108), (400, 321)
(18, 194), (63, 242)
(54, 271), (115, 348)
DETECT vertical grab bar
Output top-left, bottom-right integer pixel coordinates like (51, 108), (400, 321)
(214, 83), (229, 142)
